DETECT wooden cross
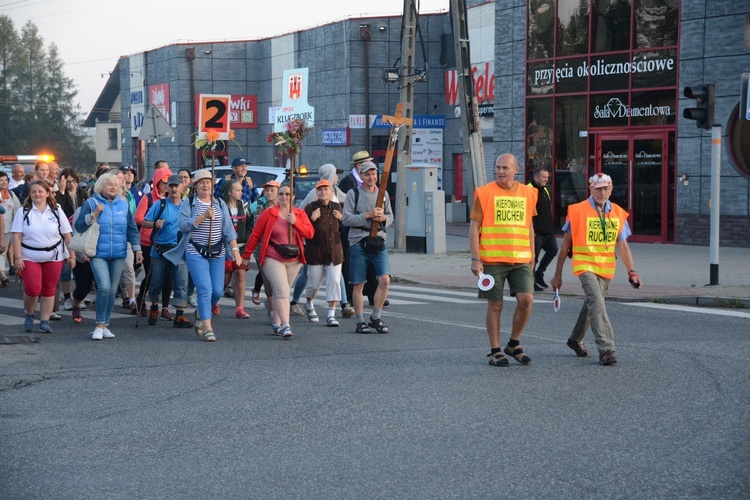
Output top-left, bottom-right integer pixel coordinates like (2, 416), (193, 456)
(370, 103), (413, 237)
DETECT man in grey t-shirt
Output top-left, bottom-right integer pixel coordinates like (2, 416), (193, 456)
(342, 162), (393, 334)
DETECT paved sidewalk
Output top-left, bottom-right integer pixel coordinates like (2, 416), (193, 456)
(388, 223), (750, 307)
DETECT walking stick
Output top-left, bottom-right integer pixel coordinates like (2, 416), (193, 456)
(135, 223), (162, 329)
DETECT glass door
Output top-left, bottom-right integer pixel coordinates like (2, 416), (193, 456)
(596, 133), (668, 242)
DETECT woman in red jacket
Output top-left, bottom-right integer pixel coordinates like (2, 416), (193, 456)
(242, 184), (313, 339)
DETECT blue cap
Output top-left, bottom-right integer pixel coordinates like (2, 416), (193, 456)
(231, 157), (248, 167)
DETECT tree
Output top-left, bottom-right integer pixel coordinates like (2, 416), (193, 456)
(0, 15), (94, 168)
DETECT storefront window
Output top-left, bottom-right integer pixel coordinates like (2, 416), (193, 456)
(635, 0), (679, 48)
(592, 0), (632, 52)
(526, 98), (553, 175)
(729, 106), (750, 179)
(554, 96), (588, 227)
(527, 61), (554, 95)
(528, 1), (555, 60)
(556, 57), (588, 94)
(631, 49), (677, 88)
(555, 97), (588, 171)
(590, 92), (629, 127)
(589, 53), (631, 91)
(630, 90), (676, 126)
(557, 0), (589, 56)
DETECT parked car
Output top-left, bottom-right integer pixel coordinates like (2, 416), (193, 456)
(209, 165), (286, 197)
(292, 173), (321, 207)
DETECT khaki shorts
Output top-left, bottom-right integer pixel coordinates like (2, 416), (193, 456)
(478, 263), (534, 302)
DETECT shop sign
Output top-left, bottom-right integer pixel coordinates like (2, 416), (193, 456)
(229, 95), (258, 129)
(529, 51), (677, 95)
(149, 83), (170, 123)
(348, 114), (378, 129)
(130, 91), (143, 104)
(274, 67), (315, 132)
(371, 115), (446, 129)
(412, 128), (443, 189)
(478, 104), (494, 117)
(321, 128), (350, 146)
(593, 97), (672, 120)
(445, 61), (495, 105)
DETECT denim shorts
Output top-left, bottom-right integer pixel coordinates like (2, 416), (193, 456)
(348, 241), (391, 284)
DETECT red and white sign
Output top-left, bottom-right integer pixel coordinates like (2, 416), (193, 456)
(288, 73), (303, 101)
(229, 95), (258, 129)
(445, 61), (495, 106)
(149, 83), (170, 122)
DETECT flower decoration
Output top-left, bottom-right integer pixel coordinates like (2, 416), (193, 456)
(192, 128), (239, 165)
(267, 118), (311, 157)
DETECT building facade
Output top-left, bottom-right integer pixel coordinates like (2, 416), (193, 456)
(88, 1), (750, 247)
(495, 0), (749, 246)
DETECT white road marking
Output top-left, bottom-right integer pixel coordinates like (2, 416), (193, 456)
(621, 302), (750, 318)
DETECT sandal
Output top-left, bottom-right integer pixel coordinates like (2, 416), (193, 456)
(355, 322), (371, 334)
(504, 344), (531, 365)
(202, 330), (216, 342)
(72, 306), (82, 324)
(0, 277), (8, 287)
(487, 351), (509, 367)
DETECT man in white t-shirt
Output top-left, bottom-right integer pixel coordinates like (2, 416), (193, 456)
(8, 164), (25, 190)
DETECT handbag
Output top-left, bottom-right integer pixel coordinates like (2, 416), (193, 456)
(190, 240), (223, 259)
(69, 205), (100, 257)
(271, 241), (301, 258)
(361, 235), (386, 254)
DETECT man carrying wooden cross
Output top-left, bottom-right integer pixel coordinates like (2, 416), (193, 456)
(342, 161), (394, 334)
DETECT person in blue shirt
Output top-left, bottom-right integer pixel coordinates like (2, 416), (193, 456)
(142, 174), (193, 329)
(214, 157), (257, 204)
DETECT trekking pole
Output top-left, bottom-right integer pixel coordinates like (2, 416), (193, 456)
(135, 222), (162, 329)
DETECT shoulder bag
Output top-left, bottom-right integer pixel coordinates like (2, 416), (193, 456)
(69, 201), (100, 257)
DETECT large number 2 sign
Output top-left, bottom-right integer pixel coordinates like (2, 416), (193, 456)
(197, 94), (231, 140)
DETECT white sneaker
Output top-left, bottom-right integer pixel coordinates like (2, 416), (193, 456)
(50, 312), (62, 321)
(187, 296), (197, 308)
(63, 298), (74, 310)
(280, 325), (293, 338)
(102, 328), (115, 339)
(91, 328), (103, 341)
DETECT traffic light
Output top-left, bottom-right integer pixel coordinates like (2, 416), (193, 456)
(683, 83), (715, 130)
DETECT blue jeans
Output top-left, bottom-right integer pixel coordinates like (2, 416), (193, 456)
(149, 256), (188, 309)
(292, 265), (308, 302)
(185, 253), (224, 321)
(348, 243), (390, 284)
(90, 257), (125, 325)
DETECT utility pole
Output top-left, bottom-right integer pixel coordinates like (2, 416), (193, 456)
(450, 0), (486, 204)
(394, 0), (417, 251)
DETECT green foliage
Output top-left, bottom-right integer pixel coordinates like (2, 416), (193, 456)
(0, 15), (94, 168)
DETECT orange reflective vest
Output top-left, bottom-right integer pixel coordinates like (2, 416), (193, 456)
(475, 182), (537, 264)
(567, 200), (629, 279)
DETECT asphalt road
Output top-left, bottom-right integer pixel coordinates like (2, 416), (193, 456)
(1, 284), (748, 499)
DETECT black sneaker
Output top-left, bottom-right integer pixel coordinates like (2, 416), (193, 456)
(534, 272), (549, 289)
(367, 317), (389, 334)
(148, 304), (159, 326)
(533, 283), (545, 292)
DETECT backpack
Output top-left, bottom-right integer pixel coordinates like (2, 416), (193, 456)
(20, 204), (64, 258)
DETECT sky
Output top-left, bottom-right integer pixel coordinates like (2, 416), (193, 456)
(1, 0), (449, 118)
